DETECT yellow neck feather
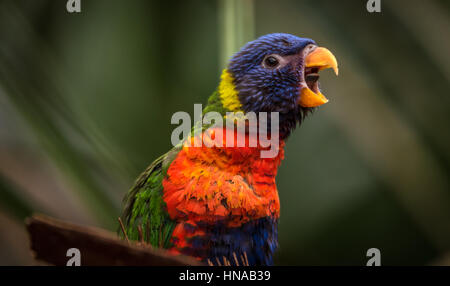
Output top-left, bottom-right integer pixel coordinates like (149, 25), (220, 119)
(218, 69), (243, 112)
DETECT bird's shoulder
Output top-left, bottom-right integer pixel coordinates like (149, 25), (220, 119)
(119, 145), (181, 246)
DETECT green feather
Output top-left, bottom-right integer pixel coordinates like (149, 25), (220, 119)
(119, 145), (180, 248)
(202, 90), (229, 115)
(119, 89), (229, 248)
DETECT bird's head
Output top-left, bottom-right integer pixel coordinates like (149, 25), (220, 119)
(215, 33), (338, 138)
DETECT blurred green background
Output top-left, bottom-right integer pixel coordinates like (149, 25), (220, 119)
(0, 0), (449, 265)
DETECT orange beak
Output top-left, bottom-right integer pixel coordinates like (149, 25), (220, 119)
(298, 47), (339, 108)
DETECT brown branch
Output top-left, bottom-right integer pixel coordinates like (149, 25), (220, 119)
(117, 217), (129, 244)
(25, 214), (203, 266)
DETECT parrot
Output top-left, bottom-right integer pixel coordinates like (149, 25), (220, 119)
(120, 33), (338, 266)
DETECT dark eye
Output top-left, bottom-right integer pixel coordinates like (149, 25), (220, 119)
(264, 56), (279, 68)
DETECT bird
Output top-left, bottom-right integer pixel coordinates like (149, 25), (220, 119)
(119, 33), (338, 266)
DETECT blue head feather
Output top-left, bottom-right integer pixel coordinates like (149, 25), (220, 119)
(228, 33), (317, 138)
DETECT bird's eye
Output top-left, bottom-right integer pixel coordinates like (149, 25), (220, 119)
(262, 54), (286, 69)
(265, 56), (279, 67)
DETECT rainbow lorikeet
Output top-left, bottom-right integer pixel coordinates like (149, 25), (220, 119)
(120, 33), (338, 266)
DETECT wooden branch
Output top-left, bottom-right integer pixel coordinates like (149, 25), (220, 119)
(25, 214), (203, 266)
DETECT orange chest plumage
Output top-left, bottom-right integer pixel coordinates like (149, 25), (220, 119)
(162, 128), (284, 228)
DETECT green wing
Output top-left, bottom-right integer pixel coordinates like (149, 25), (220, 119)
(120, 90), (226, 247)
(120, 145), (181, 248)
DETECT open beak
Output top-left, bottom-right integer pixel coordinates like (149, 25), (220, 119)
(298, 47), (339, 107)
